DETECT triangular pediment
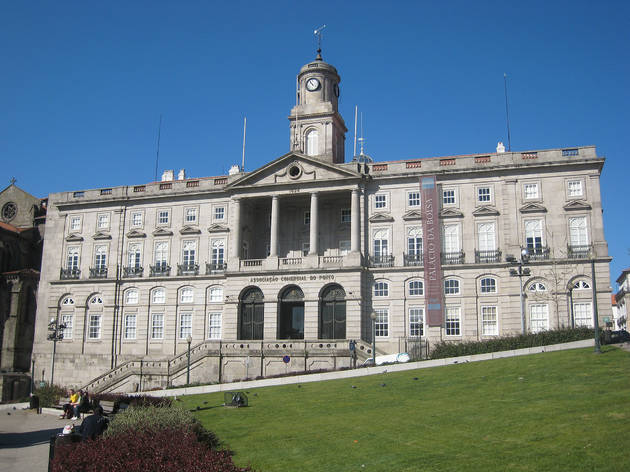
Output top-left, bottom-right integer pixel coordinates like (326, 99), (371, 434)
(180, 225), (201, 235)
(65, 233), (84, 242)
(402, 210), (423, 221)
(92, 231), (111, 240)
(207, 224), (230, 233)
(152, 228), (173, 237)
(440, 208), (464, 218)
(519, 202), (547, 213)
(472, 206), (500, 216)
(368, 213), (394, 223)
(227, 152), (361, 189)
(126, 229), (146, 238)
(563, 200), (592, 211)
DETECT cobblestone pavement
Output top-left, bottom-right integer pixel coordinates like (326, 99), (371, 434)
(0, 407), (69, 472)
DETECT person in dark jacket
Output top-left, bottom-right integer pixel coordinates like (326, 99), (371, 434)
(78, 406), (108, 440)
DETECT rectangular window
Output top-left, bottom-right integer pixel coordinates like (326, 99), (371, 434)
(569, 216), (589, 246)
(530, 304), (549, 333)
(340, 208), (351, 223)
(154, 241), (169, 267)
(61, 314), (73, 340)
(208, 313), (221, 339)
(151, 313), (164, 339)
(339, 240), (351, 255)
(67, 247), (80, 270)
(445, 306), (461, 336)
(443, 224), (460, 252)
(524, 183), (539, 200)
(214, 206), (225, 221)
(574, 302), (593, 327)
(88, 314), (101, 339)
(407, 227), (423, 256)
(304, 211), (310, 225)
(94, 245), (107, 269)
(131, 211), (143, 227)
(128, 243), (142, 268)
(302, 242), (310, 256)
(373, 229), (389, 258)
(97, 213), (109, 229)
(179, 313), (192, 339)
(442, 189), (456, 205)
(374, 308), (389, 337)
(481, 306), (498, 335)
(70, 216), (81, 231)
(409, 307), (424, 337)
(524, 219), (544, 250)
(211, 239), (225, 266)
(124, 314), (137, 339)
(375, 194), (387, 209)
(408, 191), (421, 207)
(185, 207), (197, 224)
(182, 240), (197, 265)
(477, 187), (491, 203)
(157, 209), (170, 225)
(477, 222), (496, 251)
(567, 180), (583, 197)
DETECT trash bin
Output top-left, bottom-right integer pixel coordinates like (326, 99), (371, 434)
(30, 394), (40, 411)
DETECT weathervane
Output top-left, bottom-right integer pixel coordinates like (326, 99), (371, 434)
(314, 25), (326, 60)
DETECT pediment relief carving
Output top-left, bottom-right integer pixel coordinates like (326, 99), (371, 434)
(519, 202), (548, 213)
(274, 161), (317, 182)
(402, 210), (423, 221)
(65, 233), (84, 242)
(180, 225), (201, 235)
(472, 206), (500, 217)
(92, 231), (111, 240)
(126, 230), (146, 238)
(207, 224), (230, 233)
(152, 228), (174, 237)
(563, 200), (592, 211)
(369, 213), (394, 223)
(440, 208), (464, 218)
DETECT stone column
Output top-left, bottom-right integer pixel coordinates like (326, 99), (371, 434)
(351, 187), (360, 252)
(309, 192), (319, 256)
(270, 196), (279, 257)
(232, 199), (241, 260)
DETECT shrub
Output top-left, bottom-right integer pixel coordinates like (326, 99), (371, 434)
(51, 428), (251, 472)
(430, 327), (595, 359)
(33, 384), (66, 407)
(90, 392), (171, 411)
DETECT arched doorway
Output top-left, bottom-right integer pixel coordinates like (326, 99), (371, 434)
(239, 287), (264, 340)
(278, 286), (304, 339)
(319, 284), (346, 339)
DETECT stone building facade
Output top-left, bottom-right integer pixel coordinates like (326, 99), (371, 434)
(31, 53), (612, 392)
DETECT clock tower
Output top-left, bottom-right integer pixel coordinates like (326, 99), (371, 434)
(289, 51), (347, 164)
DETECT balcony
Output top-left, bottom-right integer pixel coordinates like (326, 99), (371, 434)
(150, 264), (171, 277)
(568, 244), (591, 259)
(60, 268), (80, 280)
(89, 267), (108, 279)
(123, 266), (144, 278)
(475, 249), (502, 263)
(524, 246), (550, 261)
(370, 255), (394, 268)
(441, 251), (465, 265)
(177, 263), (199, 276)
(404, 253), (423, 266)
(206, 262), (227, 274)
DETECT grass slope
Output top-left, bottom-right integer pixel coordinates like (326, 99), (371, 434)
(181, 346), (630, 472)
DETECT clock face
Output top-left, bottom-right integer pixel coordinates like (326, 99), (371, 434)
(306, 78), (320, 91)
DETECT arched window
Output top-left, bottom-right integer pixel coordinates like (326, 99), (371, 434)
(151, 288), (166, 304)
(306, 129), (319, 156)
(180, 287), (194, 304)
(374, 281), (389, 297)
(528, 282), (547, 292)
(239, 287), (264, 340)
(62, 297), (75, 306)
(480, 277), (497, 294)
(320, 284), (346, 339)
(209, 285), (223, 303)
(408, 280), (424, 296)
(573, 280), (590, 290)
(90, 295), (103, 305)
(279, 286), (304, 339)
(444, 279), (460, 295)
(407, 227), (423, 260)
(88, 294), (103, 340)
(125, 289), (138, 305)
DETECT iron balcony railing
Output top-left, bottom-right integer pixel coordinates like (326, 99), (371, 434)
(568, 244), (591, 259)
(404, 252), (423, 266)
(475, 249), (502, 263)
(150, 264), (171, 277)
(524, 246), (550, 261)
(206, 262), (227, 274)
(441, 250), (465, 265)
(89, 267), (108, 279)
(123, 266), (143, 278)
(60, 268), (80, 280)
(370, 255), (395, 268)
(177, 263), (199, 276)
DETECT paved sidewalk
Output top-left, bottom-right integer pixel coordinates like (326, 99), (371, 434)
(0, 407), (69, 472)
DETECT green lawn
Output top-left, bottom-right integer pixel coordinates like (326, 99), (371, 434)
(180, 346), (630, 472)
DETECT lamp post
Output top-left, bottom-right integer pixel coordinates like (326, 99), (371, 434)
(370, 311), (377, 366)
(509, 249), (531, 334)
(186, 335), (192, 385)
(47, 317), (66, 386)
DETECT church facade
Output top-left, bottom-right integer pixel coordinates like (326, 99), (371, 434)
(31, 53), (612, 392)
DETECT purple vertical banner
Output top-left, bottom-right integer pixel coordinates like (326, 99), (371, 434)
(421, 176), (444, 327)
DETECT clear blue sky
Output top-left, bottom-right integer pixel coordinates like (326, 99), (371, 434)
(2, 1), (629, 286)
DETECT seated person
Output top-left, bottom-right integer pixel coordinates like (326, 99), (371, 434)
(78, 406), (109, 440)
(70, 390), (84, 420)
(60, 389), (78, 419)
